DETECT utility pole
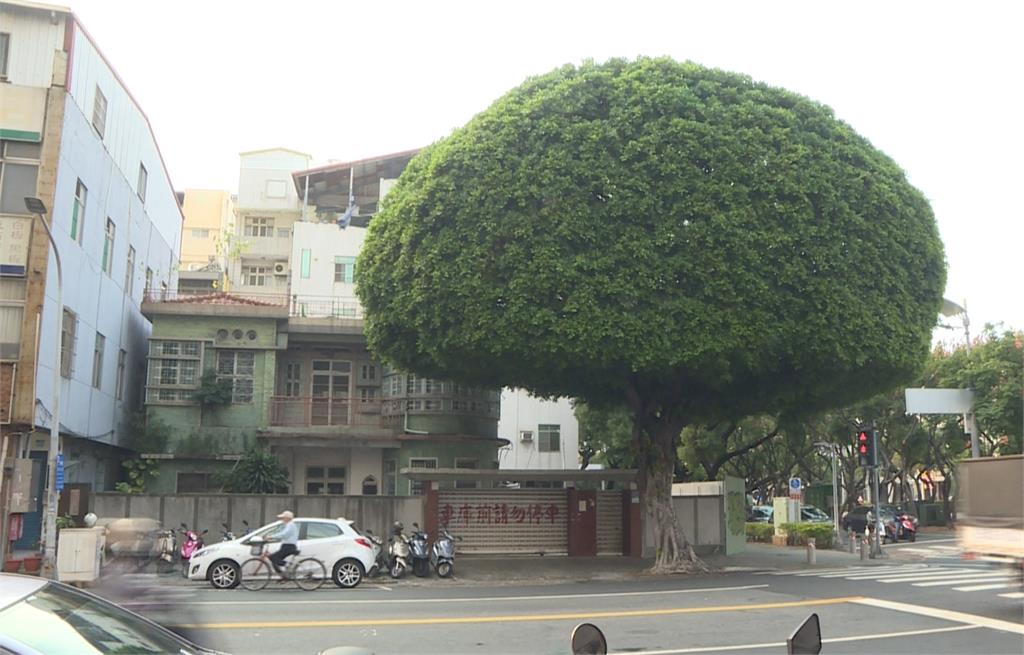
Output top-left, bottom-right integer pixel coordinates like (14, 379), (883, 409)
(25, 197), (62, 578)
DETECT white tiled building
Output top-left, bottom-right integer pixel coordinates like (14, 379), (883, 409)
(1, 0), (181, 550)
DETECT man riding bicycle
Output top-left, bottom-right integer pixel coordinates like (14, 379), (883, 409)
(268, 510), (299, 573)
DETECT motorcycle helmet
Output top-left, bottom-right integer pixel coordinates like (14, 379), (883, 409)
(83, 512), (98, 527)
(392, 521), (404, 534)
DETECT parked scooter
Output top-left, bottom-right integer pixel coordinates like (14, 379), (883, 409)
(218, 520), (249, 541)
(178, 523), (208, 578)
(364, 529), (389, 578)
(154, 528), (176, 574)
(409, 522), (431, 578)
(388, 522), (411, 579)
(894, 512), (918, 542)
(431, 524), (461, 578)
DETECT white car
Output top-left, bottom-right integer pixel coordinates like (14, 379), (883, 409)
(187, 517), (375, 590)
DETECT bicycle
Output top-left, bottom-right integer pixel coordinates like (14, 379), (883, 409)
(239, 539), (326, 591)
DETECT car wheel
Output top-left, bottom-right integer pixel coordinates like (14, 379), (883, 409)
(208, 559), (240, 589)
(333, 558), (364, 588)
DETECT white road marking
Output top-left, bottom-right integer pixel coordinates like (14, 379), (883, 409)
(999, 592), (1024, 599)
(852, 597), (1024, 635)
(371, 584), (392, 592)
(912, 576), (1016, 588)
(812, 566), (930, 578)
(881, 569), (992, 582)
(176, 583), (772, 606)
(896, 547), (940, 555)
(616, 625), (980, 654)
(953, 582), (1017, 592)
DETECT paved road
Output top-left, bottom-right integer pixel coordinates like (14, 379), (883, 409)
(107, 562), (1023, 655)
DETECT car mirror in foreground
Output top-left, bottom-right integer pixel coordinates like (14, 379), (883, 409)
(571, 623), (608, 655)
(787, 613), (822, 655)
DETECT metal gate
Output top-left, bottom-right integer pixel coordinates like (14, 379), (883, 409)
(437, 489), (568, 554)
(597, 491), (624, 555)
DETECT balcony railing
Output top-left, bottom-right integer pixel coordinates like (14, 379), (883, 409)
(268, 396), (384, 428)
(143, 289), (363, 319)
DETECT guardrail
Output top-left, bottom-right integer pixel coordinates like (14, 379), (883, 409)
(143, 289), (364, 319)
(268, 397), (384, 427)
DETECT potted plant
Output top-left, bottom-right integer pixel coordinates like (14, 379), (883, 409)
(21, 553), (42, 572)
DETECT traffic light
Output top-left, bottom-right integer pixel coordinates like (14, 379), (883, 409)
(856, 429), (877, 466)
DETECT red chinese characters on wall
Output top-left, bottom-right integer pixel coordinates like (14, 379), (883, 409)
(439, 502), (560, 526)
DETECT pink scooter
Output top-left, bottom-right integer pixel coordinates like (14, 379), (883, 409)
(179, 523), (208, 578)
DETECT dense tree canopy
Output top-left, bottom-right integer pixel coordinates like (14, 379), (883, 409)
(358, 58), (946, 568)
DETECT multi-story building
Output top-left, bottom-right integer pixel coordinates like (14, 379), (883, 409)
(497, 391), (580, 476)
(143, 150), (503, 495)
(0, 0), (181, 551)
(177, 189), (234, 295)
(227, 148), (311, 295)
(141, 292), (503, 496)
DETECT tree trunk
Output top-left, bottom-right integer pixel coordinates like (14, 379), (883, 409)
(634, 414), (708, 573)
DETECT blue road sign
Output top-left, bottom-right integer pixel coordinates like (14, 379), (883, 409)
(55, 453), (65, 491)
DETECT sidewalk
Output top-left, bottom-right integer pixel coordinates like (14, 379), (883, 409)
(393, 542), (890, 587)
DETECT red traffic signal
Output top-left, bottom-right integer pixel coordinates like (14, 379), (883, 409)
(857, 429), (876, 466)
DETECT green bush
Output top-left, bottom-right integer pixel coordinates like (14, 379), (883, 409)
(781, 522), (834, 549)
(745, 522), (774, 543)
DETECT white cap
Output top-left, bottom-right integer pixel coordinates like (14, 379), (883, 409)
(277, 510), (294, 520)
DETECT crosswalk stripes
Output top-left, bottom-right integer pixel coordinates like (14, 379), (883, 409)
(760, 564), (1022, 599)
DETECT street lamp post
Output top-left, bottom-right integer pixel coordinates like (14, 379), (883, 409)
(25, 196), (62, 578)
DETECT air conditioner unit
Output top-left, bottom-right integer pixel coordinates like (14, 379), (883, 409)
(273, 262), (288, 276)
(519, 430), (533, 443)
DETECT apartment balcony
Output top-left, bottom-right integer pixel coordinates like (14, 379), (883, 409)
(268, 397), (385, 428)
(142, 289), (362, 319)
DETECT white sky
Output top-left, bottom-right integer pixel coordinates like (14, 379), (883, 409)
(68, 0), (1022, 334)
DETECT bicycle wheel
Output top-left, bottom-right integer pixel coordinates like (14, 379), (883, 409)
(239, 558), (272, 591)
(293, 557), (326, 591)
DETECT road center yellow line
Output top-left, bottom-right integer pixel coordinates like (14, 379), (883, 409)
(177, 596), (863, 630)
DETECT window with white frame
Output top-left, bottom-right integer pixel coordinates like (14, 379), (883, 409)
(91, 332), (105, 389)
(124, 246), (135, 296)
(359, 387), (377, 403)
(137, 163), (148, 202)
(242, 265), (269, 286)
(276, 228), (290, 239)
(282, 361), (301, 397)
(60, 309), (77, 378)
(191, 228), (210, 239)
(408, 458), (437, 496)
(0, 140), (40, 215)
(102, 218), (115, 275)
(0, 278), (26, 359)
(406, 374), (418, 394)
(116, 349), (127, 400)
(244, 216), (274, 237)
(538, 424), (561, 452)
(454, 458), (479, 490)
(71, 180), (87, 243)
(92, 86), (107, 138)
(333, 256), (356, 283)
(360, 364), (376, 381)
(0, 32), (9, 79)
(217, 350), (255, 403)
(146, 340), (202, 403)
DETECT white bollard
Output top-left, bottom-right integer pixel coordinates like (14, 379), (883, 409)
(806, 537), (816, 565)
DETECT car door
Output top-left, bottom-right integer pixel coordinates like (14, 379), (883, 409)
(298, 520), (346, 566)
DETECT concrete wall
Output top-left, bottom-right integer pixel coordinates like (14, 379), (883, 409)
(180, 189), (233, 270)
(643, 478), (746, 557)
(92, 492), (423, 539)
(497, 389), (580, 470)
(0, 3), (66, 90)
(290, 222), (367, 306)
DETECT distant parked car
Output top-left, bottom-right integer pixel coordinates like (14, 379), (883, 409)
(187, 517), (375, 590)
(841, 505), (898, 535)
(748, 506), (774, 523)
(800, 505), (831, 523)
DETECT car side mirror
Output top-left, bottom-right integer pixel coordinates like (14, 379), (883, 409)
(571, 623), (607, 655)
(787, 613), (822, 655)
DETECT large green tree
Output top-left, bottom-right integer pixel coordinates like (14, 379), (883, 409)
(358, 58), (946, 570)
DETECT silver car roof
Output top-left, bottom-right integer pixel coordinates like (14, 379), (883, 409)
(0, 574), (48, 611)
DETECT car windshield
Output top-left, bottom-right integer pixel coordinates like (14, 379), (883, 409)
(0, 582), (202, 655)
